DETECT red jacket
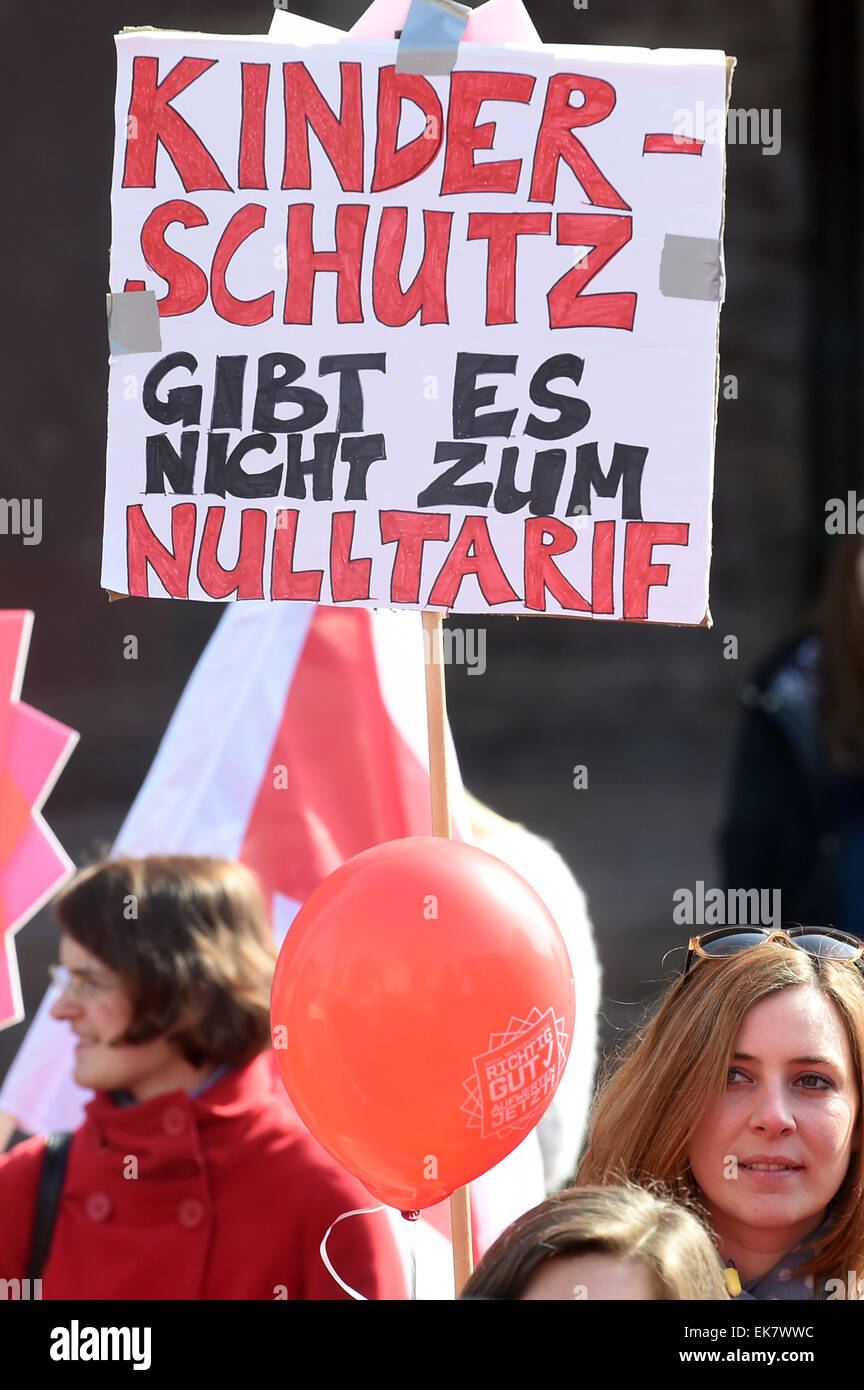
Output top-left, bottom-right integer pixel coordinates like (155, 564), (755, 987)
(0, 1051), (406, 1300)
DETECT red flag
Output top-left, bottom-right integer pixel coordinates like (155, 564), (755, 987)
(0, 605), (546, 1294)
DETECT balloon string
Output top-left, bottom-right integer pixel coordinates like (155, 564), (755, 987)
(408, 1213), (417, 1302)
(319, 1204), (387, 1301)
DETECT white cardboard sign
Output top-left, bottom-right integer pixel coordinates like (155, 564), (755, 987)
(103, 32), (728, 621)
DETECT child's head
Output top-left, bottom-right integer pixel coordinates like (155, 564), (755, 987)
(460, 1184), (729, 1300)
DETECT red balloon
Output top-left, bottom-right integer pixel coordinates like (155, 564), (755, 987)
(270, 836), (575, 1211)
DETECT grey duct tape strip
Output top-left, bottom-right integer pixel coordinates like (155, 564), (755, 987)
(659, 235), (724, 303)
(106, 291), (162, 355)
(396, 0), (471, 76)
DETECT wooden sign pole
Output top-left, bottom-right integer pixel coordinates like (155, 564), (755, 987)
(421, 609), (474, 1295)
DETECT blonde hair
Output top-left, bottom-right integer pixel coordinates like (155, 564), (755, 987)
(461, 1184), (729, 1300)
(577, 946), (864, 1289)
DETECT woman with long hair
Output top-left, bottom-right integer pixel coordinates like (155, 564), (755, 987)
(577, 929), (864, 1300)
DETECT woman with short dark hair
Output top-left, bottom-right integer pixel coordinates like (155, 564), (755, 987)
(0, 856), (406, 1301)
(52, 855), (277, 1076)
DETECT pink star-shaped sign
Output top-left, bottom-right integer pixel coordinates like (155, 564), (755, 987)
(0, 611), (78, 1029)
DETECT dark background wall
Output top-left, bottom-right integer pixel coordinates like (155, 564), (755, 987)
(1, 0), (861, 1080)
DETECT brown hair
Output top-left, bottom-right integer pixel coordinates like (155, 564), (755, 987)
(819, 535), (864, 771)
(461, 1184), (729, 1300)
(54, 856), (277, 1068)
(577, 946), (864, 1289)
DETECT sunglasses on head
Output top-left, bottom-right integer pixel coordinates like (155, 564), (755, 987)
(682, 925), (864, 978)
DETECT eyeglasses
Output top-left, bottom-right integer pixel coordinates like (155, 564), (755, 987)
(48, 962), (120, 1000)
(683, 926), (864, 978)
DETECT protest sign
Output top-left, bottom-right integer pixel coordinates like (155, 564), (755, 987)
(103, 31), (729, 621)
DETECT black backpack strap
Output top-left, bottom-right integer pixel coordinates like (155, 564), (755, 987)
(27, 1131), (72, 1282)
